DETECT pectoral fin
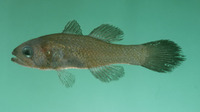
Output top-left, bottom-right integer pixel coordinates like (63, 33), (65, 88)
(89, 65), (124, 82)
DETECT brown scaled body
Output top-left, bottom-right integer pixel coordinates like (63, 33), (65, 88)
(11, 20), (185, 87)
(38, 33), (146, 69)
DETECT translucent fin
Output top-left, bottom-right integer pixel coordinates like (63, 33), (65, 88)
(57, 70), (75, 88)
(89, 24), (124, 43)
(142, 40), (185, 72)
(62, 20), (83, 35)
(89, 65), (124, 82)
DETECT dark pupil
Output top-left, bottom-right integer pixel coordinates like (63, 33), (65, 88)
(22, 47), (33, 58)
(24, 50), (30, 55)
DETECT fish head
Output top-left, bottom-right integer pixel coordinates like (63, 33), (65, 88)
(11, 38), (49, 69)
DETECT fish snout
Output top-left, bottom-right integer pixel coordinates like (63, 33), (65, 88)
(12, 48), (17, 56)
(11, 48), (18, 62)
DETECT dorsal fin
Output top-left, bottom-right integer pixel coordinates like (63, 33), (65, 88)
(62, 20), (83, 35)
(89, 24), (124, 43)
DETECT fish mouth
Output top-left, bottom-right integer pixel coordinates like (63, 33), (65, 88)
(11, 50), (25, 66)
(11, 50), (18, 63)
(11, 57), (17, 62)
(11, 49), (20, 63)
(11, 56), (21, 63)
(11, 49), (17, 62)
(11, 56), (27, 66)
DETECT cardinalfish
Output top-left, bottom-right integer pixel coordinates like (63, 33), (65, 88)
(11, 20), (185, 87)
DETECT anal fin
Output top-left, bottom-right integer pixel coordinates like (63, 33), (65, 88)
(89, 65), (124, 82)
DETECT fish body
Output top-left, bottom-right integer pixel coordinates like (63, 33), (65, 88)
(11, 20), (185, 87)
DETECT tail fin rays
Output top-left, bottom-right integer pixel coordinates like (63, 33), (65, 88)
(141, 40), (185, 72)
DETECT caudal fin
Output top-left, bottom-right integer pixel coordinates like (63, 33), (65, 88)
(141, 40), (185, 72)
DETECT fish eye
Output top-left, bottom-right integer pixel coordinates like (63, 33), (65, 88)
(22, 46), (33, 58)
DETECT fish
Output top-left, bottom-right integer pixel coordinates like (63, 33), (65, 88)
(11, 20), (185, 87)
